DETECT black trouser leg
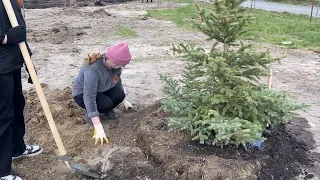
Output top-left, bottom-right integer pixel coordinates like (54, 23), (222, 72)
(12, 69), (26, 157)
(103, 80), (125, 109)
(0, 72), (15, 176)
(0, 69), (27, 176)
(74, 93), (113, 114)
(74, 80), (126, 114)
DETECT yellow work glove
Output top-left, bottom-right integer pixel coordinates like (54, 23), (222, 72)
(92, 123), (109, 145)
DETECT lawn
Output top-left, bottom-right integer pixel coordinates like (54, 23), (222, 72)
(146, 4), (320, 50)
(264, 0), (313, 6)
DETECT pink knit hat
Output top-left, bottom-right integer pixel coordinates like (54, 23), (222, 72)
(106, 42), (132, 66)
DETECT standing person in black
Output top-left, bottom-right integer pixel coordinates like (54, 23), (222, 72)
(0, 0), (43, 179)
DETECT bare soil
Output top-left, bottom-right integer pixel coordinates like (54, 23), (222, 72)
(15, 87), (318, 180)
(14, 85), (318, 180)
(13, 0), (320, 179)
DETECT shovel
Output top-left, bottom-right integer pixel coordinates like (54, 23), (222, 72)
(2, 0), (101, 178)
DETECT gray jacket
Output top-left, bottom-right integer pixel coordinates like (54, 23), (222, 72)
(72, 54), (122, 118)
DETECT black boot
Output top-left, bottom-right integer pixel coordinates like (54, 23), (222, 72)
(100, 109), (118, 120)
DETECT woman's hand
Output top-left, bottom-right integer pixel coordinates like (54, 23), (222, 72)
(91, 116), (109, 145)
(2, 35), (7, 44)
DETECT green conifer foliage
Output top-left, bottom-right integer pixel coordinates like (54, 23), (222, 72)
(160, 0), (305, 148)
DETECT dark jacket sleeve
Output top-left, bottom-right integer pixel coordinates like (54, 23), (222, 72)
(0, 0), (32, 74)
(10, 0), (33, 56)
(0, 28), (5, 43)
(13, 1), (33, 57)
(1, 0), (32, 55)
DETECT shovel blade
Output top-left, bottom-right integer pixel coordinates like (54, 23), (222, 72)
(71, 163), (101, 179)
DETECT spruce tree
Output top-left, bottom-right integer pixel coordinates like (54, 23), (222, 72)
(160, 0), (305, 148)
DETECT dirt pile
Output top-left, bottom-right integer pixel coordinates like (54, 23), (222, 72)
(23, 0), (66, 9)
(13, 86), (318, 179)
(27, 23), (88, 44)
(23, 0), (134, 9)
(134, 104), (318, 180)
(87, 8), (112, 17)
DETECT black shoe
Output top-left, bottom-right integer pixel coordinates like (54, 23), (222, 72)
(0, 175), (24, 180)
(101, 109), (117, 120)
(12, 145), (43, 159)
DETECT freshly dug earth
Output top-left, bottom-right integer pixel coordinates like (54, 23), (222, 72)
(14, 86), (317, 180)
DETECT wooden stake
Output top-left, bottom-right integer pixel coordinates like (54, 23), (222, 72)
(316, 0), (320, 18)
(268, 69), (272, 90)
(310, 0), (315, 22)
(251, 0), (255, 9)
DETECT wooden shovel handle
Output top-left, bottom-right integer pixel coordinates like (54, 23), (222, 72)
(2, 0), (71, 169)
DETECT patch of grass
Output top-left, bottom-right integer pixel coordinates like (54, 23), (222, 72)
(172, 0), (194, 3)
(264, 0), (311, 6)
(115, 26), (138, 38)
(146, 5), (199, 29)
(146, 5), (320, 50)
(245, 10), (320, 49)
(161, 0), (194, 3)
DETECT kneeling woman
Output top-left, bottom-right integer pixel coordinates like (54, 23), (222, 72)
(72, 42), (132, 145)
